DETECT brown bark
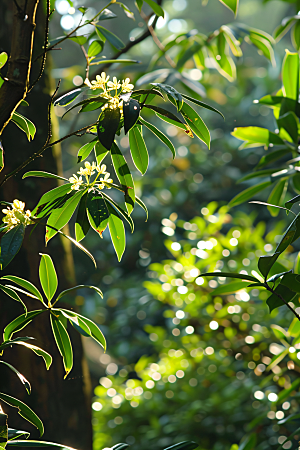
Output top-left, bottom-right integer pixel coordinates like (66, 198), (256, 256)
(0, 2), (92, 448)
(0, 0), (40, 135)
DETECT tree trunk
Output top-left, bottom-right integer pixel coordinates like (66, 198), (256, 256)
(0, 2), (92, 448)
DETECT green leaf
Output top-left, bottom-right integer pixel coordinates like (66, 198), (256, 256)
(3, 310), (44, 341)
(277, 111), (299, 143)
(50, 314), (73, 378)
(267, 179), (288, 217)
(231, 127), (284, 148)
(58, 309), (106, 349)
(1, 276), (44, 303)
(135, 196), (148, 220)
(77, 138), (98, 163)
(11, 113), (35, 141)
(6, 441), (78, 449)
(256, 148), (290, 169)
(0, 337), (34, 352)
(0, 412), (7, 450)
(95, 26), (125, 50)
(292, 20), (300, 50)
(277, 378), (300, 403)
(86, 193), (110, 236)
(144, 105), (187, 130)
(112, 444), (129, 450)
(249, 33), (275, 66)
(143, 0), (164, 17)
(164, 443), (198, 450)
(237, 169), (277, 183)
(0, 362), (31, 394)
(181, 102), (210, 148)
(128, 126), (149, 174)
(0, 394), (43, 436)
(281, 273), (300, 292)
(31, 184), (73, 217)
(39, 254), (58, 302)
(151, 83), (183, 111)
(278, 413), (300, 425)
(22, 171), (68, 182)
(136, 0), (144, 11)
(123, 99), (141, 134)
(229, 181), (272, 207)
(200, 272), (259, 282)
(181, 94), (224, 119)
(69, 35), (87, 45)
(218, 0), (238, 15)
(212, 281), (253, 295)
(99, 8), (117, 20)
(274, 16), (297, 41)
(0, 284), (27, 314)
(0, 52), (8, 69)
(94, 141), (109, 166)
(101, 193), (134, 232)
(90, 58), (140, 66)
(238, 434), (256, 450)
(75, 192), (90, 242)
(118, 3), (135, 19)
(282, 50), (299, 100)
(54, 89), (82, 107)
(7, 428), (30, 440)
(110, 142), (135, 214)
(107, 203), (125, 261)
(15, 341), (52, 370)
(0, 224), (25, 270)
(87, 40), (104, 57)
(266, 283), (296, 312)
(139, 117), (175, 159)
(97, 107), (121, 150)
(55, 285), (103, 303)
(46, 191), (84, 243)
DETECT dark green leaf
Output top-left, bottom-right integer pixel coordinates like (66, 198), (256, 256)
(15, 341), (52, 370)
(124, 99), (141, 134)
(181, 102), (210, 148)
(7, 441), (77, 449)
(0, 284), (27, 314)
(11, 113), (35, 141)
(50, 314), (73, 378)
(31, 184), (73, 217)
(281, 272), (300, 292)
(7, 428), (30, 440)
(151, 83), (183, 111)
(139, 116), (175, 158)
(112, 444), (129, 450)
(0, 362), (31, 394)
(143, 0), (164, 16)
(277, 111), (299, 143)
(181, 94), (224, 119)
(256, 148), (290, 169)
(110, 142), (135, 214)
(95, 26), (125, 50)
(286, 194), (300, 211)
(266, 283), (296, 312)
(101, 192), (134, 232)
(200, 272), (259, 282)
(75, 192), (90, 242)
(164, 442), (198, 450)
(54, 89), (82, 107)
(86, 193), (110, 236)
(238, 433), (256, 450)
(238, 169), (277, 183)
(212, 281), (253, 295)
(135, 196), (148, 220)
(0, 224), (25, 270)
(267, 179), (287, 217)
(0, 394), (43, 436)
(97, 107), (120, 150)
(128, 126), (149, 174)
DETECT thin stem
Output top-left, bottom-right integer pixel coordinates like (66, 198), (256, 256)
(34, 1), (114, 62)
(81, 45), (90, 80)
(264, 282), (300, 321)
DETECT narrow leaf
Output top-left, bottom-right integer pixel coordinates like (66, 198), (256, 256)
(0, 394), (43, 436)
(50, 314), (73, 378)
(39, 254), (58, 302)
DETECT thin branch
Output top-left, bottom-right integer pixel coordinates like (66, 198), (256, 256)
(29, 0), (51, 92)
(264, 282), (300, 321)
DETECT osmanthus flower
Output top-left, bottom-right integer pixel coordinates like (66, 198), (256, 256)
(2, 199), (32, 229)
(69, 161), (113, 192)
(69, 174), (83, 191)
(84, 72), (134, 115)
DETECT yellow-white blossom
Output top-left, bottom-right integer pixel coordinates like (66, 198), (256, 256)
(69, 174), (83, 190)
(85, 72), (110, 90)
(96, 172), (113, 190)
(121, 78), (134, 93)
(77, 161), (97, 178)
(2, 199), (32, 229)
(96, 164), (107, 174)
(107, 77), (121, 91)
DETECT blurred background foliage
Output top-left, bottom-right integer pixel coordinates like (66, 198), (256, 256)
(43, 0), (300, 448)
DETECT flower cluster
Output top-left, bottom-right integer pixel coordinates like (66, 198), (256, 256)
(2, 199), (32, 229)
(69, 162), (113, 191)
(85, 72), (134, 114)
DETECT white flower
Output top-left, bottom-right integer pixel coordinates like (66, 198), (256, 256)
(69, 174), (83, 190)
(96, 172), (113, 190)
(85, 72), (110, 91)
(2, 199), (32, 229)
(96, 164), (107, 174)
(107, 77), (121, 91)
(77, 161), (97, 178)
(121, 78), (134, 93)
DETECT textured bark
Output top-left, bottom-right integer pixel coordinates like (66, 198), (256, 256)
(0, 0), (39, 135)
(0, 2), (92, 448)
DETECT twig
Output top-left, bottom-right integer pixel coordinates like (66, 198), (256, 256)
(29, 0), (51, 92)
(139, 8), (175, 69)
(264, 282), (300, 321)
